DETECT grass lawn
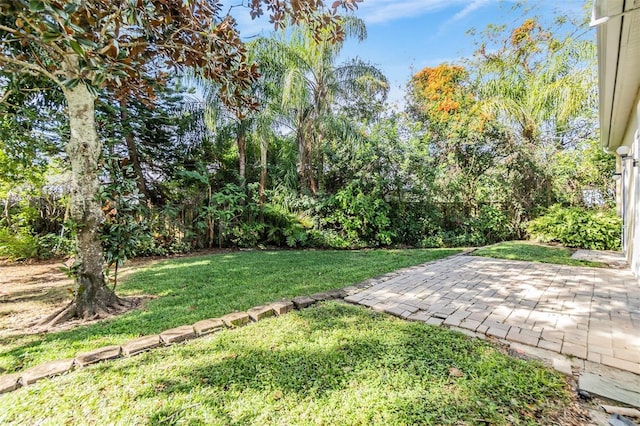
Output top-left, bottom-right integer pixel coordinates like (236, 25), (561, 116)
(0, 302), (571, 425)
(0, 248), (461, 374)
(472, 241), (605, 267)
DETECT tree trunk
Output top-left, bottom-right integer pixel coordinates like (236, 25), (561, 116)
(296, 122), (317, 194)
(237, 128), (246, 187)
(120, 98), (150, 200)
(259, 136), (268, 222)
(61, 82), (120, 321)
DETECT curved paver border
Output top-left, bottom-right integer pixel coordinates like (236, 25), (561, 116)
(0, 253), (454, 395)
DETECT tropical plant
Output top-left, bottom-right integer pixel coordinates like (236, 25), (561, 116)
(0, 0), (362, 324)
(255, 17), (389, 193)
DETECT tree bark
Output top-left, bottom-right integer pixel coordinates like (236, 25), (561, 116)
(259, 136), (268, 222)
(63, 82), (120, 320)
(120, 98), (150, 200)
(296, 120), (317, 194)
(237, 127), (246, 187)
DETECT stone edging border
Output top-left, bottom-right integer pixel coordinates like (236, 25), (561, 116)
(0, 253), (466, 396)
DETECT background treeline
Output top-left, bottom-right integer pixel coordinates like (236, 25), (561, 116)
(0, 9), (619, 264)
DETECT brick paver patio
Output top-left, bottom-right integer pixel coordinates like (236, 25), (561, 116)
(345, 255), (640, 375)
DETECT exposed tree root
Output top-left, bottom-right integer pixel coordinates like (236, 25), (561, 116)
(37, 295), (139, 328)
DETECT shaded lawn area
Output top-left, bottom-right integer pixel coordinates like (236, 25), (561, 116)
(0, 248), (461, 373)
(472, 241), (605, 267)
(0, 302), (571, 425)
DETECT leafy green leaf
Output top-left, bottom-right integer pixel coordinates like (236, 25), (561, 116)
(68, 40), (84, 57)
(62, 78), (79, 89)
(28, 0), (45, 11)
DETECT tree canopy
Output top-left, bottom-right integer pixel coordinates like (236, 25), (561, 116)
(0, 2), (614, 324)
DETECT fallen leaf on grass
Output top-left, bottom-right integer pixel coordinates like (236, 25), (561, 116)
(449, 367), (464, 377)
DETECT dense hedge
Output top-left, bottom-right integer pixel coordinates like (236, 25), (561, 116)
(527, 205), (621, 251)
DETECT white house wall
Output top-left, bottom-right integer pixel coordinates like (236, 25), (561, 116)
(621, 92), (640, 275)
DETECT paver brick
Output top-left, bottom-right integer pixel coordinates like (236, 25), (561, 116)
(602, 354), (640, 374)
(486, 327), (509, 339)
(75, 345), (121, 366)
(247, 305), (276, 322)
(425, 317), (444, 326)
(326, 289), (347, 299)
(292, 296), (316, 309)
(476, 324), (489, 334)
(160, 325), (196, 345)
(384, 306), (408, 318)
(221, 312), (250, 327)
(586, 352), (601, 363)
(615, 348), (640, 363)
(537, 340), (562, 352)
(341, 255), (640, 375)
(122, 335), (161, 356)
(341, 286), (361, 296)
(21, 359), (75, 385)
(267, 301), (294, 317)
(459, 319), (482, 332)
(0, 374), (21, 394)
(406, 311), (432, 322)
(443, 316), (462, 327)
(506, 329), (540, 347)
(310, 292), (330, 301)
(587, 344), (613, 356)
(561, 342), (587, 359)
(552, 358), (573, 376)
(193, 318), (224, 335)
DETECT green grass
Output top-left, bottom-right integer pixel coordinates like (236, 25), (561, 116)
(472, 241), (605, 267)
(0, 248), (461, 373)
(0, 302), (570, 425)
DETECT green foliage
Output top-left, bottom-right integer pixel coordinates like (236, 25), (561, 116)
(0, 248), (461, 372)
(0, 227), (37, 260)
(320, 184), (394, 247)
(100, 160), (149, 285)
(473, 241), (606, 267)
(0, 303), (571, 425)
(261, 204), (310, 248)
(0, 7), (610, 260)
(527, 205), (621, 250)
(36, 231), (75, 259)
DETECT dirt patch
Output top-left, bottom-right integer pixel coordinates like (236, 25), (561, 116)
(0, 249), (236, 337)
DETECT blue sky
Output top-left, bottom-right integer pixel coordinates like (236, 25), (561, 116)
(234, 0), (589, 106)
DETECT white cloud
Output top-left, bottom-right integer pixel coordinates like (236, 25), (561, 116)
(449, 0), (493, 23)
(357, 0), (454, 24)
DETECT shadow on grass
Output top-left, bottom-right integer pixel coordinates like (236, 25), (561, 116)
(131, 303), (567, 425)
(0, 249), (462, 373)
(473, 241), (605, 267)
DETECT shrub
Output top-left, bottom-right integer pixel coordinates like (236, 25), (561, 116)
(527, 205), (621, 250)
(37, 232), (75, 259)
(0, 227), (38, 260)
(262, 205), (311, 248)
(320, 185), (394, 247)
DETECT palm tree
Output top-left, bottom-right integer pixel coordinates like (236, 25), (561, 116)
(254, 17), (388, 194)
(474, 18), (595, 149)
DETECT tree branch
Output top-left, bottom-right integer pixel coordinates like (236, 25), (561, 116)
(0, 55), (63, 87)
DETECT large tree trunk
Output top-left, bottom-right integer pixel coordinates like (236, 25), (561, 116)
(47, 82), (122, 323)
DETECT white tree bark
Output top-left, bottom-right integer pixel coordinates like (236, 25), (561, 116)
(63, 82), (119, 319)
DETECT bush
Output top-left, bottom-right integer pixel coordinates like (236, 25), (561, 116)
(262, 205), (311, 248)
(0, 227), (38, 260)
(37, 232), (75, 259)
(527, 205), (621, 250)
(320, 185), (394, 247)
